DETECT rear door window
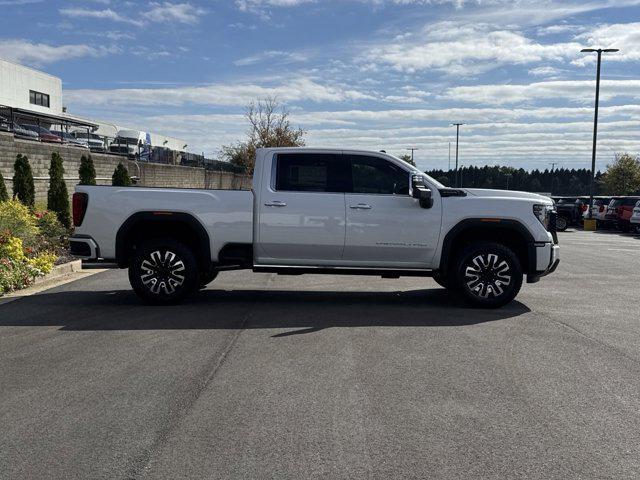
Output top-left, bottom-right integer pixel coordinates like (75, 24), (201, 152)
(275, 153), (348, 193)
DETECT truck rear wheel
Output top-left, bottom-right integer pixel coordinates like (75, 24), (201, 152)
(453, 241), (523, 308)
(128, 238), (199, 304)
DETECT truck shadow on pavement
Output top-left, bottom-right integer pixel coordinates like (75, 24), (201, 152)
(0, 288), (530, 333)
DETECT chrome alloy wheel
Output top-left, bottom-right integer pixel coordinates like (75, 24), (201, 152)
(464, 253), (511, 299)
(140, 250), (186, 295)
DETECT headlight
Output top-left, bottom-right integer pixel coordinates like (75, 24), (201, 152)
(533, 204), (554, 229)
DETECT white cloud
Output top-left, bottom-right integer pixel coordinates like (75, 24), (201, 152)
(60, 2), (205, 27)
(233, 50), (308, 66)
(64, 77), (374, 107)
(442, 80), (640, 105)
(573, 22), (640, 65)
(528, 66), (562, 77)
(536, 24), (586, 36)
(0, 0), (42, 4)
(147, 2), (207, 24)
(0, 39), (116, 66)
(365, 22), (582, 75)
(59, 7), (144, 26)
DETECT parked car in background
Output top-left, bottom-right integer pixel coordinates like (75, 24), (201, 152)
(582, 196), (612, 227)
(606, 197), (640, 232)
(22, 125), (62, 144)
(52, 131), (89, 148)
(552, 197), (588, 231)
(13, 123), (40, 141)
(630, 200), (640, 233)
(72, 131), (106, 152)
(109, 129), (150, 159)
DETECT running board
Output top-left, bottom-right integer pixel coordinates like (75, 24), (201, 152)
(252, 265), (434, 278)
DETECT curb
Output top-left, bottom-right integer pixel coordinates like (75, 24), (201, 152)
(33, 259), (84, 286)
(0, 260), (107, 305)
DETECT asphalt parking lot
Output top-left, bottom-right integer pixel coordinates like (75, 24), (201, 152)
(1, 229), (639, 479)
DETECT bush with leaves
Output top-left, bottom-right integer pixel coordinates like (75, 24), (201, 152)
(112, 163), (132, 186)
(0, 200), (62, 294)
(79, 154), (97, 185)
(12, 154), (35, 206)
(0, 199), (39, 248)
(0, 232), (56, 293)
(0, 171), (8, 202)
(47, 152), (71, 229)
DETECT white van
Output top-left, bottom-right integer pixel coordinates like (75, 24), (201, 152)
(109, 129), (151, 159)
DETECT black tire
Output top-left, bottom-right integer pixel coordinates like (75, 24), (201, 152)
(453, 241), (523, 309)
(433, 271), (457, 290)
(619, 223), (631, 233)
(556, 216), (568, 231)
(128, 238), (199, 304)
(199, 270), (219, 289)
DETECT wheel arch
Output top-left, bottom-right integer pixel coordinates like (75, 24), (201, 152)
(116, 211), (211, 269)
(439, 218), (536, 276)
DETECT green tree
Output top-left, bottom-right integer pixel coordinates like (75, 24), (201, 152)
(0, 170), (8, 201)
(12, 154), (35, 207)
(602, 153), (640, 195)
(78, 154), (97, 185)
(112, 163), (132, 187)
(398, 153), (416, 167)
(221, 97), (306, 174)
(529, 178), (543, 193)
(47, 152), (71, 229)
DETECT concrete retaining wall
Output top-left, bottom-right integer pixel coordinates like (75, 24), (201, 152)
(0, 132), (251, 202)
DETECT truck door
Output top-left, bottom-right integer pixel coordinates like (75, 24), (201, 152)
(342, 154), (441, 268)
(255, 152), (348, 265)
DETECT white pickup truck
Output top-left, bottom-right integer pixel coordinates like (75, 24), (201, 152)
(70, 148), (559, 308)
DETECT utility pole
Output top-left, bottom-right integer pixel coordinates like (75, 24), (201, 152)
(406, 147), (418, 165)
(452, 123), (464, 187)
(580, 47), (619, 219)
(448, 142), (451, 171)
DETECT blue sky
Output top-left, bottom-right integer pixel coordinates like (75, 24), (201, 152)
(1, 0), (640, 171)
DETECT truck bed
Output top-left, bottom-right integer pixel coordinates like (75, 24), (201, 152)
(74, 186), (253, 261)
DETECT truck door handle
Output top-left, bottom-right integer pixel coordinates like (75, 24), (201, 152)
(350, 203), (372, 210)
(264, 200), (287, 207)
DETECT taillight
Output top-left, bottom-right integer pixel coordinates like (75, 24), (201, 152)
(72, 192), (88, 227)
(599, 205), (605, 212)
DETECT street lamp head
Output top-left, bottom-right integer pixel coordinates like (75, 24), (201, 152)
(581, 47), (620, 53)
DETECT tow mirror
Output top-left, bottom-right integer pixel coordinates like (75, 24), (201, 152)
(411, 175), (433, 209)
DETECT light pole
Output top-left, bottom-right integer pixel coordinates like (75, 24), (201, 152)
(452, 123), (464, 187)
(549, 162), (557, 195)
(406, 147), (418, 165)
(581, 47), (619, 219)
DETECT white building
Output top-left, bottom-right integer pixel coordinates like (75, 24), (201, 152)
(0, 57), (187, 151)
(0, 58), (63, 115)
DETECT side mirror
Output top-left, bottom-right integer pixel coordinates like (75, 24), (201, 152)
(411, 175), (433, 209)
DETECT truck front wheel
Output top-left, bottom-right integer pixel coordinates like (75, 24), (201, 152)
(453, 241), (523, 308)
(128, 238), (199, 304)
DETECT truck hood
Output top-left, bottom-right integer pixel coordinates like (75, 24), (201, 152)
(463, 188), (552, 204)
